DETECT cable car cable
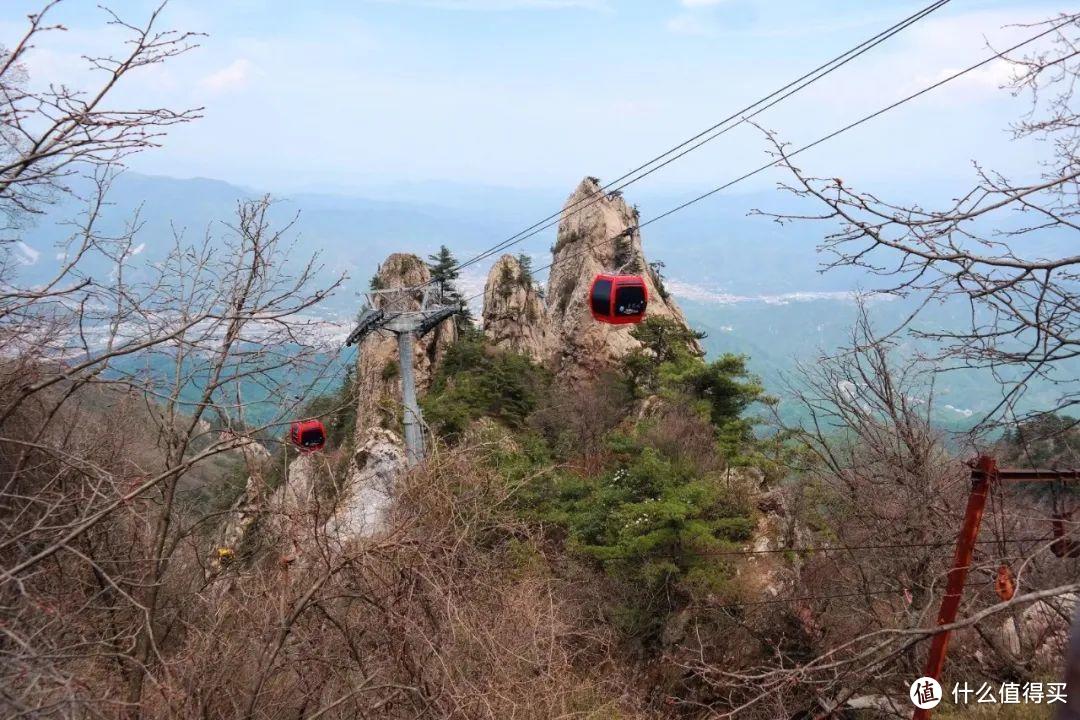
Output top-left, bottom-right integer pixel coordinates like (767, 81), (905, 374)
(385, 0), (951, 301)
(444, 0), (952, 280)
(457, 16), (1074, 307)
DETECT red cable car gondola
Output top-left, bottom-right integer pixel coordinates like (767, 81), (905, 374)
(289, 419), (326, 453)
(589, 273), (648, 325)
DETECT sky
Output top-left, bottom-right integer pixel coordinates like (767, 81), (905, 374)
(2, 0), (1069, 196)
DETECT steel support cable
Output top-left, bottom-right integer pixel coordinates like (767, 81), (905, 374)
(457, 16), (1075, 307)
(447, 0), (952, 278)
(386, 0), (952, 302)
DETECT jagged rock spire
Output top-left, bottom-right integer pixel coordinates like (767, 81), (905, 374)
(354, 252), (456, 437)
(316, 252), (456, 544)
(482, 254), (547, 361)
(543, 177), (698, 381)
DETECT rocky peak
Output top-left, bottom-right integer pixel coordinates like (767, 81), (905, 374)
(482, 254), (547, 361)
(370, 253), (429, 297)
(354, 252), (456, 437)
(544, 177), (699, 381)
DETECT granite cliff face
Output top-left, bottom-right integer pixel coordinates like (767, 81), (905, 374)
(332, 180), (701, 541)
(327, 253), (457, 540)
(355, 253), (456, 433)
(325, 428), (407, 541)
(482, 176), (699, 382)
(230, 253), (455, 550)
(481, 254), (547, 361)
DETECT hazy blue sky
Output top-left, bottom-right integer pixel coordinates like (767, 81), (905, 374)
(3, 0), (1067, 195)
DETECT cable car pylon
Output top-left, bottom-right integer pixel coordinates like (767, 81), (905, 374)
(346, 284), (457, 466)
(913, 457), (1080, 720)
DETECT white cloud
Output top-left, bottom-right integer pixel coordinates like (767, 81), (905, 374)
(199, 59), (254, 93)
(665, 279), (893, 306)
(910, 60), (1019, 101)
(681, 0), (728, 6)
(15, 242), (39, 266)
(108, 0), (1060, 193)
(129, 243), (146, 256)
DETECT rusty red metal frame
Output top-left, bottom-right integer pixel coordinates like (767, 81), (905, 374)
(912, 456), (1080, 720)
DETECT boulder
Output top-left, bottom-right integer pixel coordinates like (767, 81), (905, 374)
(324, 428), (407, 541)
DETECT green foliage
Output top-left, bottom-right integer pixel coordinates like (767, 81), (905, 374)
(421, 330), (550, 439)
(492, 315), (766, 641)
(195, 455), (252, 513)
(505, 537), (548, 580)
(261, 446), (291, 493)
(498, 262), (515, 299)
(665, 353), (763, 427)
(999, 414), (1080, 504)
(427, 244), (473, 326)
(428, 244), (460, 285)
(622, 317), (766, 459)
(516, 252), (534, 286)
(416, 313), (771, 645)
(1000, 413), (1079, 467)
(541, 435), (756, 638)
(648, 261), (670, 300)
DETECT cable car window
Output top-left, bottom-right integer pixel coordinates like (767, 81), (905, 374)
(615, 284), (646, 315)
(591, 279), (613, 316)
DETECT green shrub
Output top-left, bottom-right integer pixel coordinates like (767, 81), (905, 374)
(541, 435), (756, 637)
(623, 317), (769, 460)
(422, 330), (550, 439)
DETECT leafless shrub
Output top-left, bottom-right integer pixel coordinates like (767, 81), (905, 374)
(682, 21), (1080, 711)
(0, 5), (346, 718)
(756, 13), (1080, 428)
(530, 373), (632, 471)
(119, 448), (639, 720)
(675, 308), (1080, 716)
(0, 1), (202, 232)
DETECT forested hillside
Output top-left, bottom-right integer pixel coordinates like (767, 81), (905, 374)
(2, 3), (1079, 720)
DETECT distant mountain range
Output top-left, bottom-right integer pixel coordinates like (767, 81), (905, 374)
(12, 172), (884, 301)
(14, 172), (1074, 428)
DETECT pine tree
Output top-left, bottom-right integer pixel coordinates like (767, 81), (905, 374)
(648, 260), (670, 300)
(427, 245), (472, 328)
(516, 252), (534, 289)
(428, 245), (460, 287)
